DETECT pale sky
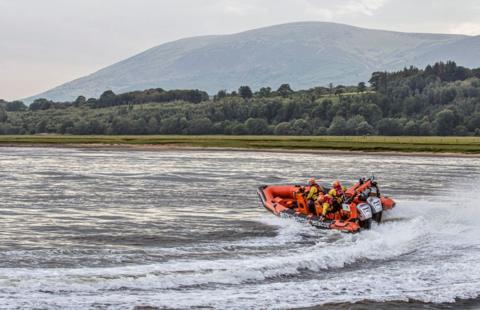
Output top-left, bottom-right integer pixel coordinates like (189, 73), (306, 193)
(1, 0), (480, 101)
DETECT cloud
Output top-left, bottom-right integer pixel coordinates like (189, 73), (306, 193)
(305, 0), (388, 19)
(339, 0), (388, 16)
(304, 4), (334, 20)
(218, 0), (265, 16)
(449, 22), (480, 36)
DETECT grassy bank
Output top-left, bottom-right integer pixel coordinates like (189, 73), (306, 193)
(1, 135), (480, 154)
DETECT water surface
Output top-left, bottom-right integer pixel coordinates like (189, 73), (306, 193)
(0, 147), (479, 309)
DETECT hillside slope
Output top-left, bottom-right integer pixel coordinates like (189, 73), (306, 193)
(27, 22), (479, 102)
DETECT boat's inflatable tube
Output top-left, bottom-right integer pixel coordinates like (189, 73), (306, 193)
(257, 185), (361, 233)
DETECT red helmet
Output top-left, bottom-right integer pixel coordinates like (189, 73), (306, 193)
(332, 180), (341, 188)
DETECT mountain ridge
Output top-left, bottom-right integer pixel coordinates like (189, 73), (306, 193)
(25, 21), (479, 102)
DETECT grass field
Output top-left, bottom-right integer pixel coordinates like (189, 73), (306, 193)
(1, 135), (480, 154)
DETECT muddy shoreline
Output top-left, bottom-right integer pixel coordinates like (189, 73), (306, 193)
(1, 142), (480, 158)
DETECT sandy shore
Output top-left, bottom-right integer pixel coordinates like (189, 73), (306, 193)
(1, 142), (480, 158)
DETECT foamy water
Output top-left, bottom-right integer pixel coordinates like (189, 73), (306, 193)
(0, 147), (479, 309)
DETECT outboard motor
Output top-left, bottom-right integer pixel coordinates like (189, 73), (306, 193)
(367, 196), (383, 223)
(356, 203), (373, 229)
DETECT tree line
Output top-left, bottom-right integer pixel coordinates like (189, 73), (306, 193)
(1, 61), (480, 136)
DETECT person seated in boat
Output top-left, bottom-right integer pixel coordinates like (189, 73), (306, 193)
(370, 181), (381, 197)
(328, 180), (347, 212)
(317, 194), (333, 219)
(306, 178), (324, 214)
(359, 182), (381, 201)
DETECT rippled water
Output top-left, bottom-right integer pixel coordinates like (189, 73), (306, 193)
(0, 147), (479, 309)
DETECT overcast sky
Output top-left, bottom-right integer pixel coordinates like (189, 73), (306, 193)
(1, 0), (480, 100)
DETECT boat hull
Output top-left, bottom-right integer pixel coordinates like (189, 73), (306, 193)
(257, 185), (361, 233)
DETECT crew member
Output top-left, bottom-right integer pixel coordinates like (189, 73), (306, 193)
(306, 178), (323, 214)
(317, 194), (333, 218)
(328, 180), (347, 212)
(371, 181), (381, 197)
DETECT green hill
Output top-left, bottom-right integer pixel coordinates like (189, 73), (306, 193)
(24, 22), (480, 102)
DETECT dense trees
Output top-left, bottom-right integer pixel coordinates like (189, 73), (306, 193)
(26, 88), (210, 111)
(30, 98), (55, 111)
(245, 118), (269, 134)
(257, 87), (272, 98)
(1, 62), (480, 136)
(90, 88), (209, 108)
(0, 107), (7, 122)
(277, 84), (293, 98)
(357, 82), (367, 93)
(0, 100), (27, 111)
(238, 86), (253, 99)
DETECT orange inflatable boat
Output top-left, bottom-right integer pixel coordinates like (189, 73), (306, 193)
(257, 177), (396, 233)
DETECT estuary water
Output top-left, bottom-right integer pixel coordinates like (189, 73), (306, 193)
(0, 147), (479, 309)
